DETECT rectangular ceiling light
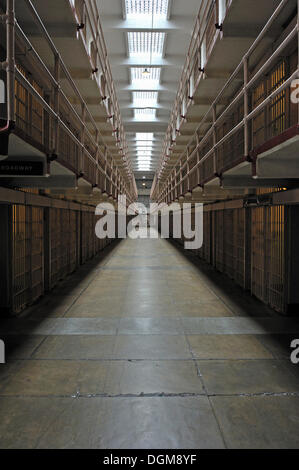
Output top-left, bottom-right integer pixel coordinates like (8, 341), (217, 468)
(125, 0), (169, 19)
(136, 157), (152, 160)
(133, 91), (158, 107)
(127, 32), (165, 58)
(135, 143), (153, 147)
(134, 108), (156, 121)
(131, 68), (161, 89)
(136, 132), (154, 141)
(137, 148), (153, 154)
(136, 152), (153, 156)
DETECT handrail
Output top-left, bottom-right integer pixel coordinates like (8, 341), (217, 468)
(152, 0), (297, 202)
(0, 0), (15, 133)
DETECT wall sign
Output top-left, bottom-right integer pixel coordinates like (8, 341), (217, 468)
(0, 161), (44, 176)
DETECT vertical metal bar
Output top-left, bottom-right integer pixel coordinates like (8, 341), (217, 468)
(53, 54), (60, 155)
(95, 129), (99, 188)
(110, 160), (114, 196)
(297, 0), (299, 124)
(212, 105), (217, 175)
(186, 146), (190, 191)
(179, 161), (183, 196)
(173, 169), (176, 200)
(6, 0), (15, 122)
(104, 146), (108, 193)
(244, 57), (249, 158)
(80, 103), (86, 174)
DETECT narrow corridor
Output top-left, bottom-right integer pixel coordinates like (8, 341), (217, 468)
(1, 233), (299, 449)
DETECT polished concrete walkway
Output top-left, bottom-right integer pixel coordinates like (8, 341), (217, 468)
(1, 233), (299, 448)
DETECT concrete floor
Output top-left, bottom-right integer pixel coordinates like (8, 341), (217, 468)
(1, 233), (299, 448)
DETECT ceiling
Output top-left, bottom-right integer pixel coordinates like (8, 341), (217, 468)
(97, 0), (201, 179)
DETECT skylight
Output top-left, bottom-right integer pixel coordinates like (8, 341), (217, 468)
(138, 149), (153, 156)
(133, 91), (158, 107)
(136, 133), (154, 141)
(131, 68), (161, 89)
(127, 32), (165, 58)
(134, 132), (155, 167)
(125, 0), (169, 19)
(134, 108), (156, 120)
(136, 147), (153, 153)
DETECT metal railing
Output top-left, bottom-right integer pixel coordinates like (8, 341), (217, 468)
(151, 0), (299, 203)
(0, 0), (137, 203)
(157, 0), (224, 176)
(70, 0), (135, 180)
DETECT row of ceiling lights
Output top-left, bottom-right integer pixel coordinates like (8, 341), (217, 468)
(125, 0), (169, 172)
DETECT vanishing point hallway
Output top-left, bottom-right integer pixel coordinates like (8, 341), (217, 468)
(1, 232), (299, 449)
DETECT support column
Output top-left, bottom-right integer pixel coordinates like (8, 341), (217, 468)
(286, 205), (299, 314)
(244, 207), (251, 291)
(44, 207), (51, 292)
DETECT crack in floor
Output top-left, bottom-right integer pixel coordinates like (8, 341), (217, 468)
(2, 391), (298, 399)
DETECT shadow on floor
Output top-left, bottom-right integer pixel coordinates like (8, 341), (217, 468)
(0, 239), (122, 359)
(167, 238), (299, 362)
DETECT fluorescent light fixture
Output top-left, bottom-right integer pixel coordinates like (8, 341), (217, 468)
(136, 132), (154, 141)
(135, 145), (153, 150)
(134, 133), (155, 170)
(134, 108), (156, 120)
(127, 32), (165, 58)
(133, 91), (158, 107)
(131, 67), (161, 89)
(125, 0), (169, 19)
